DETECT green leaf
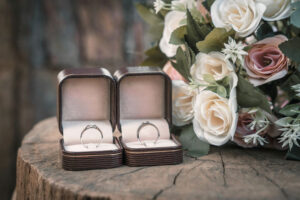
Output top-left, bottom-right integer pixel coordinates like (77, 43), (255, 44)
(291, 8), (300, 28)
(186, 9), (211, 51)
(202, 0), (215, 11)
(275, 117), (294, 127)
(217, 76), (230, 86)
(236, 75), (272, 113)
(169, 26), (187, 45)
(285, 145), (300, 161)
(172, 44), (195, 80)
(135, 3), (163, 25)
(141, 46), (168, 68)
(279, 37), (300, 63)
(217, 86), (227, 98)
(178, 125), (210, 157)
(255, 22), (274, 40)
(280, 72), (300, 100)
(291, 2), (300, 9)
(196, 28), (235, 53)
(203, 74), (215, 83)
(135, 3), (164, 41)
(279, 104), (300, 117)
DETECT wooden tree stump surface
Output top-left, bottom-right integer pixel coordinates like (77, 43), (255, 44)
(16, 117), (300, 200)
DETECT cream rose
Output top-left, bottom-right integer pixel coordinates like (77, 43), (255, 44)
(190, 52), (234, 84)
(211, 0), (266, 37)
(256, 0), (298, 21)
(172, 80), (196, 126)
(193, 90), (238, 146)
(159, 11), (186, 57)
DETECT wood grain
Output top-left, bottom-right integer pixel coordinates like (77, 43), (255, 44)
(16, 117), (300, 200)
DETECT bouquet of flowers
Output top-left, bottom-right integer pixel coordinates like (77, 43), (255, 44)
(136, 0), (300, 159)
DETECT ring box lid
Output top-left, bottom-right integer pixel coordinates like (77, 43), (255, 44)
(114, 66), (172, 132)
(57, 68), (116, 135)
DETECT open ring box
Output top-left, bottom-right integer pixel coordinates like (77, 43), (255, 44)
(57, 68), (123, 170)
(114, 67), (183, 167)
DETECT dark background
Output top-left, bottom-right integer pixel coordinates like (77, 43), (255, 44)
(0, 0), (151, 198)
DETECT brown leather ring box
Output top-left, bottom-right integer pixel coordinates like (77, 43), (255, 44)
(114, 66), (183, 167)
(57, 68), (123, 171)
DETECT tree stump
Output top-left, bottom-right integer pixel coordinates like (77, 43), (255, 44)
(16, 117), (300, 200)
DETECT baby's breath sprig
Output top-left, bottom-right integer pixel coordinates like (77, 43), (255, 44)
(222, 37), (248, 64)
(276, 115), (300, 150)
(292, 84), (300, 98)
(243, 108), (270, 146)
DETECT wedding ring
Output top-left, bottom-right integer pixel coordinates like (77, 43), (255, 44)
(137, 121), (160, 146)
(80, 125), (103, 149)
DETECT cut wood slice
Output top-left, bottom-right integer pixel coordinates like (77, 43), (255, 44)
(16, 117), (300, 200)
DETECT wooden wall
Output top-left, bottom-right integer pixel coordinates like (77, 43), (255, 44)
(0, 0), (149, 198)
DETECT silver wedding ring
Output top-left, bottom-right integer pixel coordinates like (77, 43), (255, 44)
(137, 121), (160, 146)
(80, 125), (103, 149)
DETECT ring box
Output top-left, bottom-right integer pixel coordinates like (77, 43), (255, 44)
(57, 68), (123, 170)
(114, 67), (183, 167)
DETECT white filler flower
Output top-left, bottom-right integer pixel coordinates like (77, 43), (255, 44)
(222, 37), (248, 64)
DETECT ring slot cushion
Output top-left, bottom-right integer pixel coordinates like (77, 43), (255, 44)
(114, 66), (183, 167)
(57, 68), (123, 171)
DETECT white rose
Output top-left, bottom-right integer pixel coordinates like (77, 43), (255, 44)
(159, 11), (186, 58)
(193, 90), (238, 146)
(172, 80), (196, 126)
(190, 52), (234, 84)
(211, 0), (266, 37)
(256, 0), (298, 21)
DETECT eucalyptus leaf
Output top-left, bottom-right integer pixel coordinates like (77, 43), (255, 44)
(203, 74), (215, 83)
(275, 117), (294, 127)
(279, 104), (300, 117)
(236, 75), (272, 113)
(217, 86), (227, 98)
(279, 37), (300, 63)
(291, 2), (300, 9)
(196, 28), (235, 53)
(291, 9), (300, 28)
(169, 26), (187, 45)
(178, 125), (210, 157)
(217, 76), (230, 86)
(205, 86), (218, 94)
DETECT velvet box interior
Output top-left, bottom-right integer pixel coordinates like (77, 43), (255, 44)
(57, 68), (123, 170)
(114, 67), (183, 166)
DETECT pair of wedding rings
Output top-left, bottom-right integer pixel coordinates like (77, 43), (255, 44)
(80, 121), (160, 148)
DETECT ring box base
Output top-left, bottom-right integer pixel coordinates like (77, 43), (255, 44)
(121, 135), (183, 167)
(60, 137), (123, 171)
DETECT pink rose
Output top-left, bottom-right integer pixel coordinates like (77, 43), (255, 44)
(245, 35), (289, 86)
